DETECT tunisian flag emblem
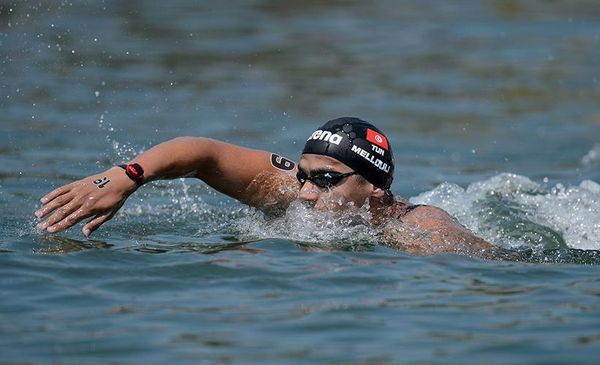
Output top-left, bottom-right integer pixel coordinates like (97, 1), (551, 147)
(366, 128), (389, 150)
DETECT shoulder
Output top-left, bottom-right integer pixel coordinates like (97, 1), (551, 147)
(403, 205), (456, 225)
(378, 201), (455, 226)
(242, 153), (299, 214)
(402, 204), (474, 235)
(380, 202), (496, 256)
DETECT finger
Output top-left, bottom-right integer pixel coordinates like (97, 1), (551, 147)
(35, 192), (74, 219)
(40, 183), (72, 205)
(46, 207), (95, 234)
(41, 201), (83, 232)
(82, 210), (114, 237)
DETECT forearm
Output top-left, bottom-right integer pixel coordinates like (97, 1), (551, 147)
(36, 136), (282, 236)
(35, 137), (222, 236)
(128, 137), (218, 183)
(128, 136), (283, 203)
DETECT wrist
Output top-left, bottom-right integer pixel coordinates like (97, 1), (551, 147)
(117, 163), (145, 188)
(99, 166), (137, 193)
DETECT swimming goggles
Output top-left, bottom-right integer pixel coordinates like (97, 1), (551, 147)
(296, 169), (357, 189)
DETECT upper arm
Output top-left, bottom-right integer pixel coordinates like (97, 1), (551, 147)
(195, 139), (298, 208)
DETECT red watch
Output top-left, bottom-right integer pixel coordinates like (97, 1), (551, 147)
(118, 163), (145, 187)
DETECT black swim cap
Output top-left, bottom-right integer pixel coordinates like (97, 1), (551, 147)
(302, 117), (394, 190)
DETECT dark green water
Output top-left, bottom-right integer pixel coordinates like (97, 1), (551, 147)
(2, 1), (600, 364)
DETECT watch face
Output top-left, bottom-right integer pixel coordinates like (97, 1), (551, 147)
(126, 164), (144, 179)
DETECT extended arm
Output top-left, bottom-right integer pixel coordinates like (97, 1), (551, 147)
(35, 137), (297, 236)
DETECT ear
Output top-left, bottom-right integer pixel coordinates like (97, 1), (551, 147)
(370, 187), (385, 199)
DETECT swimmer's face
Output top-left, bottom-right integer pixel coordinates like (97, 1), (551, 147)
(297, 154), (384, 211)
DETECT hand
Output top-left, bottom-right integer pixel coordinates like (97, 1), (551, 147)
(35, 167), (137, 237)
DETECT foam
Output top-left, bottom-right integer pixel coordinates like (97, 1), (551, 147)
(411, 173), (600, 250)
(581, 144), (600, 166)
(234, 200), (379, 251)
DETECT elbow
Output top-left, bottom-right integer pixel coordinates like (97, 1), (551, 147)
(170, 136), (218, 153)
(171, 136), (209, 144)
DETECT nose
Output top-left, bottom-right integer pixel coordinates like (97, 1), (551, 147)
(298, 181), (320, 202)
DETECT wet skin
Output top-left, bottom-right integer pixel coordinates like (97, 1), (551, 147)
(245, 153), (496, 256)
(291, 154), (496, 256)
(35, 137), (496, 256)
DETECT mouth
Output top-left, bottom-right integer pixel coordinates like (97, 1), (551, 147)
(296, 199), (313, 207)
(314, 197), (353, 212)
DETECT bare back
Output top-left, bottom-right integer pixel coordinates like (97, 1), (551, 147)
(376, 201), (496, 256)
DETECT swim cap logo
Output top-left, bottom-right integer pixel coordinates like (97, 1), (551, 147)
(366, 128), (388, 150)
(307, 130), (343, 145)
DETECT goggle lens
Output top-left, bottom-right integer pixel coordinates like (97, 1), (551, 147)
(296, 169), (356, 189)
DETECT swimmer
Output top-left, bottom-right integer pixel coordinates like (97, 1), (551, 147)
(35, 117), (497, 256)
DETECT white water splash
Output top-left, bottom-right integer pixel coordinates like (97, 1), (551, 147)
(97, 113), (144, 162)
(581, 144), (600, 166)
(235, 200), (379, 250)
(412, 173), (600, 250)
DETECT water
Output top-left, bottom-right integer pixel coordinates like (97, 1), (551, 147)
(2, 1), (600, 363)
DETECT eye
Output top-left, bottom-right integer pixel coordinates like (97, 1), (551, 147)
(313, 172), (339, 188)
(296, 170), (308, 184)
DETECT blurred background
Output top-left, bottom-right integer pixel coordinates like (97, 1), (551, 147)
(2, 0), (599, 199)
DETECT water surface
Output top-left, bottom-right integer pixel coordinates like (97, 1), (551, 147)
(2, 1), (600, 364)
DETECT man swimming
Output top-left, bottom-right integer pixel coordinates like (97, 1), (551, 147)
(35, 117), (496, 256)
